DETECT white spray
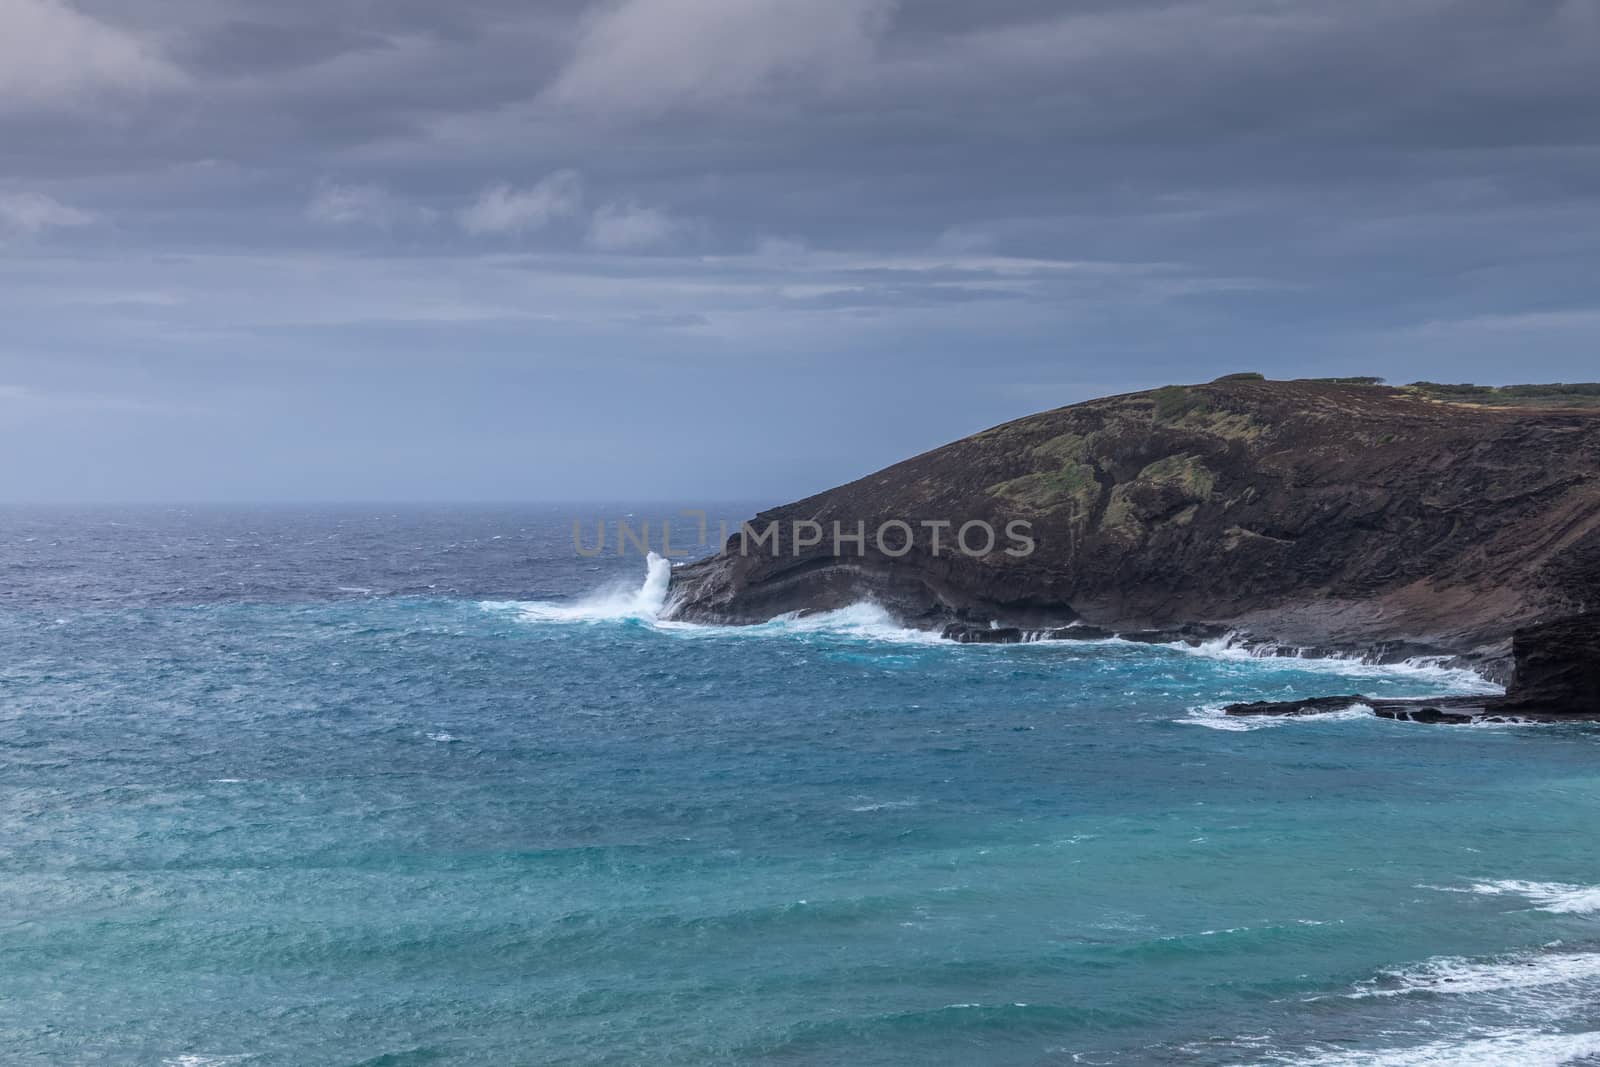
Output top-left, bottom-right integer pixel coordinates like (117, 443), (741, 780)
(511, 552), (673, 623)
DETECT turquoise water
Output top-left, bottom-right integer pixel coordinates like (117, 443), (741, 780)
(3, 508), (1599, 1065)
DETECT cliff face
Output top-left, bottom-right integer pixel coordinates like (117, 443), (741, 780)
(665, 378), (1600, 673)
(1224, 612), (1600, 722)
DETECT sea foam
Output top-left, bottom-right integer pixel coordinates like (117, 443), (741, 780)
(493, 555), (940, 643)
(502, 552), (674, 623)
(493, 561), (1510, 688)
(1260, 1029), (1600, 1067)
(1353, 950), (1600, 999)
(1173, 634), (1501, 694)
(654, 601), (945, 645)
(1464, 880), (1600, 914)
(1179, 702), (1375, 731)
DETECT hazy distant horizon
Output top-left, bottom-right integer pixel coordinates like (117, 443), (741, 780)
(4, 368), (1596, 504)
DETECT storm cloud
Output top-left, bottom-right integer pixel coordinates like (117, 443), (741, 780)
(2, 0), (1598, 500)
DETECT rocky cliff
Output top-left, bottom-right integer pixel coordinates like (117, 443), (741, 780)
(665, 377), (1600, 696)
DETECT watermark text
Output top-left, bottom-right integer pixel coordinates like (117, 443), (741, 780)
(573, 510), (1035, 559)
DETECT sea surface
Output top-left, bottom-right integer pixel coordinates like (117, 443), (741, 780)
(3, 506), (1598, 1066)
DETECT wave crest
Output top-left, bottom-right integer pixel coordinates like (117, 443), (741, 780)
(1179, 703), (1374, 731)
(1353, 951), (1600, 998)
(1257, 1029), (1600, 1067)
(1461, 879), (1600, 914)
(502, 552), (674, 623)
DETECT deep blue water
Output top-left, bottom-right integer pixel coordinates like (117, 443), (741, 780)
(3, 506), (1599, 1066)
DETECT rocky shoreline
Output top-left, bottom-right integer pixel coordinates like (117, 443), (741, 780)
(942, 619), (1574, 724)
(936, 618), (1511, 679)
(1222, 612), (1600, 724)
(665, 378), (1600, 722)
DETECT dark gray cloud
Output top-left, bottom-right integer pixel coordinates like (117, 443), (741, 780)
(1, 0), (1598, 501)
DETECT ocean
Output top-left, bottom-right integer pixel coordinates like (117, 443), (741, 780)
(3, 506), (1598, 1066)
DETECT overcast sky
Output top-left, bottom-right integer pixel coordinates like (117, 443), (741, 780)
(2, 0), (1597, 502)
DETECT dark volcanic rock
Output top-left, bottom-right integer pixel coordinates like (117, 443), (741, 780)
(942, 624), (1025, 644)
(1219, 694), (1497, 723)
(1369, 700), (1493, 724)
(1044, 625), (1116, 641)
(1225, 695), (1370, 717)
(665, 378), (1600, 700)
(1499, 612), (1600, 715)
(1222, 612), (1600, 723)
(940, 621), (1189, 644)
(1115, 624), (1231, 647)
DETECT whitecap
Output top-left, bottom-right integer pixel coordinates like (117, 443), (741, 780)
(849, 799), (920, 812)
(731, 603), (945, 645)
(1176, 702), (1374, 731)
(494, 552), (673, 624)
(1352, 951), (1600, 998)
(1464, 879), (1600, 914)
(1254, 1029), (1600, 1067)
(660, 595), (944, 645)
(492, 556), (944, 644)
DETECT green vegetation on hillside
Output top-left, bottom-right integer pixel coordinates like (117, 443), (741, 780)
(1298, 376), (1386, 385)
(1152, 385), (1206, 420)
(1404, 382), (1600, 408)
(1208, 374), (1600, 408)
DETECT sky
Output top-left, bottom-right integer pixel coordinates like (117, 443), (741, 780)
(2, 0), (1597, 503)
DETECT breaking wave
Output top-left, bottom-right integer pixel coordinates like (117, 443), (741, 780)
(1258, 1029), (1600, 1067)
(1174, 634), (1502, 694)
(1423, 879), (1600, 915)
(484, 556), (940, 642)
(1352, 950), (1600, 999)
(492, 552), (674, 623)
(485, 562), (1506, 696)
(1179, 702), (1375, 731)
(684, 603), (945, 645)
